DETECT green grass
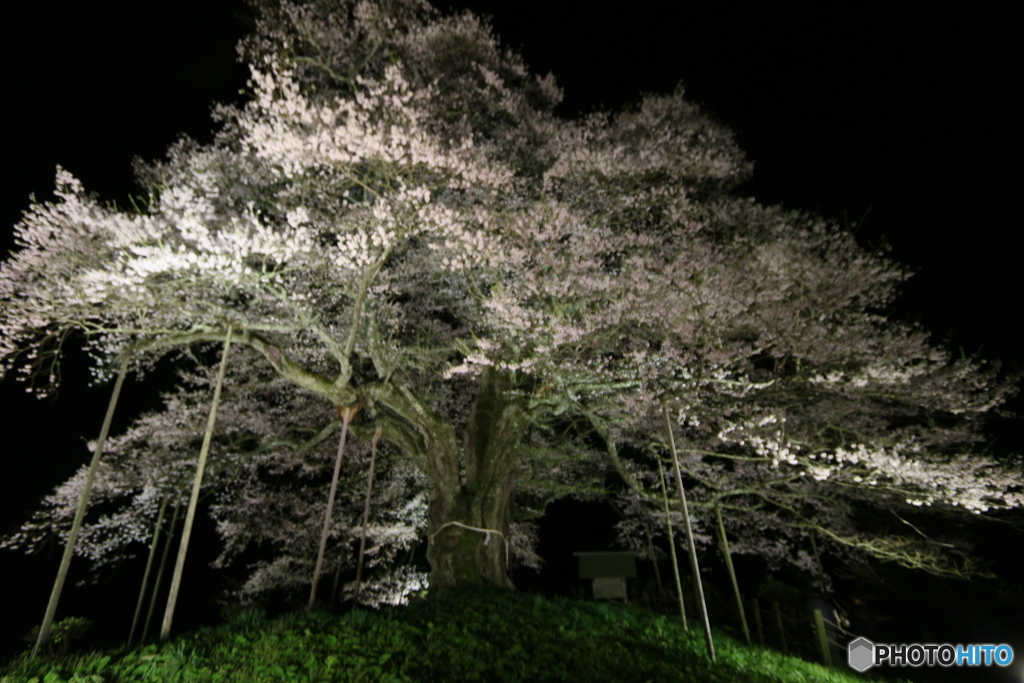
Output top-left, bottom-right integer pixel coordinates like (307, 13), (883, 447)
(1, 590), (885, 682)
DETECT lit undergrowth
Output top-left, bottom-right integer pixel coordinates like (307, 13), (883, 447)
(1, 590), (895, 682)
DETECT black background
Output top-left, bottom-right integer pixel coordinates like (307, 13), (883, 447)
(1, 2), (1022, 679)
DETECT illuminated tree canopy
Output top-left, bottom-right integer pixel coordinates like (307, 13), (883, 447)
(1, 0), (1019, 600)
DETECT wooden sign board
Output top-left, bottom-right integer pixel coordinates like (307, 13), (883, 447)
(573, 551), (638, 579)
(591, 577), (628, 600)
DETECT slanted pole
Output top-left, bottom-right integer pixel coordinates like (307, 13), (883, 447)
(655, 451), (687, 630)
(642, 525), (664, 592)
(160, 329), (233, 641)
(809, 528), (827, 588)
(33, 351), (131, 657)
(773, 601), (789, 654)
(752, 597), (765, 646)
(309, 402), (360, 610)
(662, 402), (715, 663)
(353, 426), (383, 604)
(814, 608), (834, 666)
(714, 502), (751, 645)
(330, 554), (345, 607)
(128, 494), (168, 646)
(142, 495), (182, 645)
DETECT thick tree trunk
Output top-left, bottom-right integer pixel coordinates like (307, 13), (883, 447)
(426, 368), (522, 591)
(369, 369), (524, 592)
(426, 483), (515, 590)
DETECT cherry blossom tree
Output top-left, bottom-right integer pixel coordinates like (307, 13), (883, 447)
(601, 201), (1022, 580)
(2, 347), (434, 610)
(1, 0), (1018, 602)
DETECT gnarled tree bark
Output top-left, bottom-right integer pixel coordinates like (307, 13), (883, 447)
(369, 368), (524, 591)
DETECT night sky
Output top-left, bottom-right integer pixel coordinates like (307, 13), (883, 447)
(1, 1), (1022, 677)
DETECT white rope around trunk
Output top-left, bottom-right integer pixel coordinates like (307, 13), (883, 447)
(428, 522), (510, 569)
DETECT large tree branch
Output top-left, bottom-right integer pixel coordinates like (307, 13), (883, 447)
(363, 381), (459, 489)
(337, 248), (392, 389)
(133, 326), (357, 405)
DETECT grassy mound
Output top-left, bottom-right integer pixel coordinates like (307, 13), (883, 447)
(2, 590), (877, 682)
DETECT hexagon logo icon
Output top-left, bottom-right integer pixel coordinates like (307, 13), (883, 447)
(848, 637), (875, 672)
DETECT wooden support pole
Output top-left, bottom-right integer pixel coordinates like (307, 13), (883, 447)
(330, 552), (344, 607)
(773, 601), (788, 654)
(642, 525), (664, 593)
(814, 608), (833, 666)
(160, 329), (233, 641)
(142, 495), (182, 645)
(353, 427), (383, 604)
(663, 403), (715, 663)
(809, 529), (827, 588)
(33, 351), (131, 657)
(714, 503), (750, 645)
(655, 450), (687, 630)
(752, 597), (764, 647)
(309, 402), (360, 611)
(128, 494), (168, 647)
